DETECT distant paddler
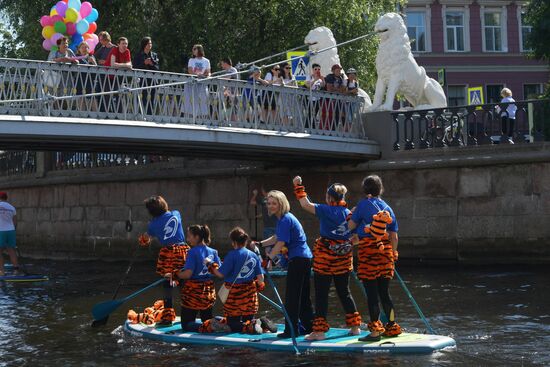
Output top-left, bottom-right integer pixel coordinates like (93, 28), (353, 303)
(0, 191), (20, 276)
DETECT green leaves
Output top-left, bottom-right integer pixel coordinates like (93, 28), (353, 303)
(0, 0), (397, 91)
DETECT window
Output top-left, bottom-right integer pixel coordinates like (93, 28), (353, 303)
(486, 84), (504, 103)
(447, 86), (467, 106)
(523, 84), (542, 99)
(446, 12), (465, 52)
(406, 12), (426, 52)
(520, 11), (533, 52)
(484, 11), (503, 51)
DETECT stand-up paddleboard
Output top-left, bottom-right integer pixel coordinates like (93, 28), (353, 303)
(124, 318), (456, 354)
(0, 274), (49, 282)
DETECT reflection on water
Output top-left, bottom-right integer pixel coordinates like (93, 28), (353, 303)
(0, 260), (548, 366)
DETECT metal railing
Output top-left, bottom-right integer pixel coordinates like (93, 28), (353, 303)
(0, 150), (170, 176)
(0, 151), (36, 176)
(392, 99), (550, 150)
(0, 57), (366, 139)
(53, 152), (170, 170)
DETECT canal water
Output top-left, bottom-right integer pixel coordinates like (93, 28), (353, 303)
(0, 259), (548, 366)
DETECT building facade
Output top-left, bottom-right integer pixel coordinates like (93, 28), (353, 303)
(404, 0), (548, 105)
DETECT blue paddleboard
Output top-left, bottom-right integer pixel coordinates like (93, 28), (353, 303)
(124, 318), (456, 354)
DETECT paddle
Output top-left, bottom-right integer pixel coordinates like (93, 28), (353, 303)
(263, 259), (300, 355)
(91, 242), (140, 327)
(258, 292), (283, 313)
(394, 269), (435, 334)
(92, 278), (165, 322)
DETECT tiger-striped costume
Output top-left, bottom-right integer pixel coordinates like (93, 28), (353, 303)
(180, 279), (216, 310)
(312, 237), (353, 275)
(356, 237), (395, 280)
(156, 244), (190, 277)
(223, 281), (259, 318)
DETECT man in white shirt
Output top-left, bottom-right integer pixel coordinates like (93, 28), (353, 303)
(0, 192), (19, 275)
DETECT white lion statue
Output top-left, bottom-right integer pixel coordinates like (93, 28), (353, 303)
(367, 13), (447, 112)
(304, 26), (372, 108)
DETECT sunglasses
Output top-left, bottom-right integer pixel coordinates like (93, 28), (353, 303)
(284, 67), (291, 69)
(273, 68), (280, 71)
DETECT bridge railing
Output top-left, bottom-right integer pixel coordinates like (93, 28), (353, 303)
(0, 57), (366, 139)
(0, 151), (37, 176)
(391, 99), (550, 150)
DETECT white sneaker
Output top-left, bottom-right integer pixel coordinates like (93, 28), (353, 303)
(252, 319), (263, 334)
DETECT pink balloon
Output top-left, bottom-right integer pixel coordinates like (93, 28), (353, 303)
(55, 1), (68, 17)
(40, 16), (51, 27)
(42, 38), (52, 51)
(51, 15), (64, 23)
(79, 1), (92, 18)
(66, 22), (76, 35)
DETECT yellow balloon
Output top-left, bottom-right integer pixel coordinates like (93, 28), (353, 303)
(50, 8), (58, 16)
(65, 8), (78, 23)
(42, 26), (55, 39)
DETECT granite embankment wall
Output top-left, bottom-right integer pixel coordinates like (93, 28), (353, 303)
(1, 144), (550, 264)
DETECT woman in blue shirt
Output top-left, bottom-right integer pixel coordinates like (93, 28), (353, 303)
(176, 224), (220, 332)
(292, 176), (361, 341)
(259, 190), (313, 338)
(208, 227), (277, 334)
(348, 175), (402, 341)
(138, 196), (188, 325)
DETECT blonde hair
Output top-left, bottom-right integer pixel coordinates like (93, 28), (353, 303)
(501, 88), (512, 97)
(77, 41), (89, 55)
(327, 183), (347, 202)
(266, 190), (290, 217)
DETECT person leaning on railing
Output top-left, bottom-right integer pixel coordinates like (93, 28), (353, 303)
(279, 62), (297, 125)
(495, 88), (517, 143)
(133, 37), (160, 116)
(262, 65), (283, 124)
(343, 68), (359, 127)
(104, 37), (132, 112)
(321, 64), (346, 130)
(183, 44), (211, 119)
(304, 63), (325, 129)
(75, 41), (98, 112)
(219, 57), (239, 122)
(47, 37), (77, 64)
(94, 31), (115, 66)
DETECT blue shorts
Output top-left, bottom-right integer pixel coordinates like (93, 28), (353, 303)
(0, 230), (16, 248)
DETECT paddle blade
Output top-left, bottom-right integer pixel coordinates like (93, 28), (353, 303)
(91, 316), (109, 328)
(92, 299), (123, 321)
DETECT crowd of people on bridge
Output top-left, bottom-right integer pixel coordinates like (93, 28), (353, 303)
(134, 174), (401, 342)
(45, 31), (361, 130)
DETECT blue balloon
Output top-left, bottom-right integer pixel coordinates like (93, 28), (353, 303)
(68, 0), (81, 11)
(76, 19), (89, 35)
(86, 8), (98, 23)
(72, 34), (83, 45)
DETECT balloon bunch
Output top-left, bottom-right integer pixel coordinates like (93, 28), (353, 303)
(40, 0), (100, 54)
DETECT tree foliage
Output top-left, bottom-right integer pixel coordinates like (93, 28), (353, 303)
(0, 0), (397, 91)
(525, 0), (550, 62)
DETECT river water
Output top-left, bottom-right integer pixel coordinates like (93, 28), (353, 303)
(0, 259), (548, 366)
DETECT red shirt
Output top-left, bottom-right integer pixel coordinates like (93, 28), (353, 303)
(104, 47), (131, 67)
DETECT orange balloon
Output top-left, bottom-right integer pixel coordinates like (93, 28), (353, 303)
(83, 33), (93, 40)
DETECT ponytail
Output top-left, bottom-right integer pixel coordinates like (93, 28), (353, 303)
(229, 227), (249, 247)
(187, 224), (212, 245)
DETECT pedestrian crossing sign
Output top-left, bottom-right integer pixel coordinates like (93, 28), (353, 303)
(287, 51), (309, 84)
(467, 86), (484, 106)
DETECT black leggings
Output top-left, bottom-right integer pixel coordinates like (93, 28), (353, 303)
(501, 117), (515, 137)
(314, 272), (358, 319)
(226, 315), (254, 333)
(362, 277), (395, 323)
(180, 307), (213, 331)
(163, 279), (173, 308)
(284, 257), (314, 334)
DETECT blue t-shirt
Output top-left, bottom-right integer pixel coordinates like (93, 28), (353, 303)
(219, 247), (263, 284)
(147, 210), (185, 246)
(276, 212), (312, 259)
(314, 204), (352, 240)
(351, 198), (398, 239)
(184, 245), (221, 281)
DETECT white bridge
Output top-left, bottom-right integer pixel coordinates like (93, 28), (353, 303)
(0, 58), (379, 161)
